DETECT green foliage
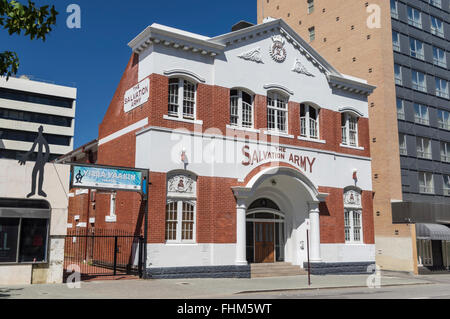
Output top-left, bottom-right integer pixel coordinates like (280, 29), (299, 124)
(0, 0), (58, 79)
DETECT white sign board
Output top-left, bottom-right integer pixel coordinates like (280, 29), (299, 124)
(124, 78), (149, 113)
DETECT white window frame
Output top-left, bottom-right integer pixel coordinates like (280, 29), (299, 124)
(410, 38), (425, 60)
(443, 175), (450, 196)
(412, 70), (427, 92)
(391, 0), (399, 19)
(229, 89), (254, 129)
(416, 137), (432, 160)
(429, 0), (442, 9)
(167, 78), (197, 121)
(414, 103), (429, 125)
(399, 133), (407, 155)
(165, 200), (196, 244)
(344, 210), (363, 244)
(300, 104), (320, 140)
(419, 172), (435, 194)
(394, 64), (402, 85)
(392, 31), (400, 52)
(441, 141), (450, 163)
(397, 98), (405, 120)
(438, 110), (450, 130)
(433, 47), (447, 68)
(407, 6), (422, 29)
(430, 16), (444, 38)
(341, 113), (359, 147)
(435, 77), (449, 99)
(267, 92), (289, 134)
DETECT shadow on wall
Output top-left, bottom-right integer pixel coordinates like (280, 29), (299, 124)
(0, 288), (24, 298)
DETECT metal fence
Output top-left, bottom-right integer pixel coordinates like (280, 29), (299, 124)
(64, 228), (144, 281)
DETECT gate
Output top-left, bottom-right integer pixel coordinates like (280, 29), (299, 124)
(63, 229), (144, 281)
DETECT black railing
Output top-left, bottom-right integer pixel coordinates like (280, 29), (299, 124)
(64, 228), (144, 281)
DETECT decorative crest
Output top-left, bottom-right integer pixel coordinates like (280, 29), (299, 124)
(238, 47), (264, 64)
(292, 59), (314, 77)
(270, 35), (287, 63)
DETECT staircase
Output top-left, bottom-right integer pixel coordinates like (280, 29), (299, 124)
(251, 262), (307, 278)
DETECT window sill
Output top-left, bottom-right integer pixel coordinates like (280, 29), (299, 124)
(340, 144), (364, 151)
(263, 131), (295, 139)
(163, 115), (203, 125)
(164, 242), (198, 246)
(297, 136), (326, 144)
(105, 216), (117, 223)
(226, 125), (260, 134)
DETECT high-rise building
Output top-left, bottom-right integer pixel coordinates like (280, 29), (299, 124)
(259, 0), (450, 273)
(0, 75), (77, 162)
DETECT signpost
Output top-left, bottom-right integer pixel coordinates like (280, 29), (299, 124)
(69, 163), (149, 278)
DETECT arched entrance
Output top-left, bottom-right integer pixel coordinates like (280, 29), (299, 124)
(246, 198), (285, 264)
(233, 166), (328, 267)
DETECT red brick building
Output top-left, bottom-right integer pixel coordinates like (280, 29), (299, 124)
(77, 19), (376, 278)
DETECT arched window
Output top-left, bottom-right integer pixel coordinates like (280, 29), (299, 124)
(341, 112), (359, 147)
(165, 172), (197, 242)
(230, 89), (254, 128)
(267, 92), (288, 133)
(343, 188), (363, 244)
(300, 103), (320, 139)
(168, 78), (196, 120)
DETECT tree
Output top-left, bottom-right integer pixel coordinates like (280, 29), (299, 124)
(0, 0), (58, 79)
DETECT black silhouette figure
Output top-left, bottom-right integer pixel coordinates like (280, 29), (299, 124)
(18, 126), (50, 198)
(75, 170), (85, 184)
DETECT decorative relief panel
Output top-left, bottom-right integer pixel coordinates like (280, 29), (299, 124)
(344, 189), (362, 209)
(292, 59), (314, 77)
(238, 48), (264, 64)
(167, 174), (196, 197)
(269, 35), (287, 63)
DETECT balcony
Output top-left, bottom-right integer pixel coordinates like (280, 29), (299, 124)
(417, 150), (432, 160)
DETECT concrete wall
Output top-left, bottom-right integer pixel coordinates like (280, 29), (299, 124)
(0, 159), (70, 285)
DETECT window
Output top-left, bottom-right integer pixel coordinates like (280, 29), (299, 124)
(399, 134), (407, 155)
(308, 27), (315, 41)
(307, 0), (314, 13)
(410, 38), (424, 60)
(392, 31), (400, 52)
(414, 104), (429, 125)
(407, 7), (422, 28)
(0, 199), (50, 264)
(267, 92), (288, 134)
(0, 88), (73, 109)
(165, 173), (197, 243)
(411, 70), (427, 92)
(435, 78), (449, 99)
(441, 142), (450, 163)
(433, 47), (447, 68)
(343, 189), (363, 244)
(391, 0), (399, 19)
(341, 113), (359, 147)
(430, 16), (444, 37)
(429, 0), (442, 9)
(168, 78), (197, 120)
(394, 64), (402, 85)
(397, 98), (405, 120)
(419, 172), (434, 194)
(416, 137), (432, 159)
(444, 175), (450, 196)
(437, 110), (450, 130)
(230, 89), (254, 128)
(0, 108), (72, 127)
(300, 104), (320, 139)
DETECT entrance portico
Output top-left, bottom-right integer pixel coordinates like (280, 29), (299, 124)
(232, 166), (328, 267)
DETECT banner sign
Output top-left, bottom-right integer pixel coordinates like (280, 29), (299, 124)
(71, 165), (144, 192)
(124, 78), (149, 113)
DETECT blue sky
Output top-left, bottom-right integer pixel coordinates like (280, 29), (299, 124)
(2, 0), (257, 148)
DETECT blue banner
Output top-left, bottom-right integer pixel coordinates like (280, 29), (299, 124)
(72, 166), (143, 192)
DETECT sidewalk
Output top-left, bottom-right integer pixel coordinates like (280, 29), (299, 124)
(0, 274), (433, 299)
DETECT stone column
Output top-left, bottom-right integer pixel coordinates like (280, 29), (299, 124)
(235, 199), (248, 265)
(309, 203), (322, 262)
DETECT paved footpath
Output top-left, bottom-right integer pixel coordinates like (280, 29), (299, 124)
(0, 274), (434, 299)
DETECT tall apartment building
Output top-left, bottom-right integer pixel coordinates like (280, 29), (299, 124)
(259, 0), (450, 273)
(0, 75), (77, 162)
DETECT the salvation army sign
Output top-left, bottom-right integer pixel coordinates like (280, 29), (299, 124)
(124, 78), (149, 113)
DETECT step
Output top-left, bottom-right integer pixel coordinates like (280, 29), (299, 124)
(250, 263), (308, 278)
